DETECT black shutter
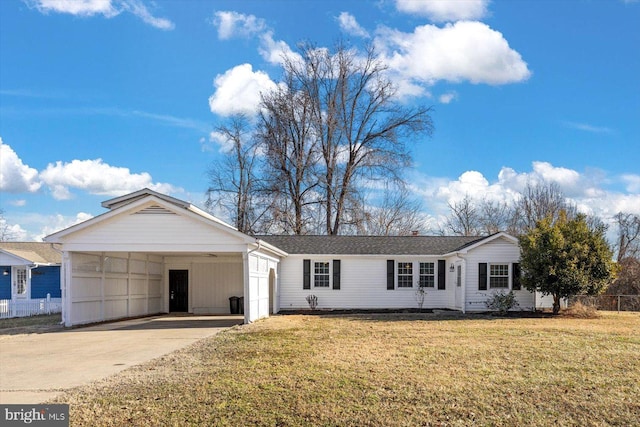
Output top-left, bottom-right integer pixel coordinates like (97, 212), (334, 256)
(303, 259), (311, 290)
(333, 260), (341, 290)
(438, 259), (446, 290)
(479, 263), (487, 290)
(512, 263), (521, 290)
(387, 260), (395, 290)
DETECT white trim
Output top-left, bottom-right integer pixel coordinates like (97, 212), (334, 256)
(45, 195), (255, 245)
(312, 260), (332, 289)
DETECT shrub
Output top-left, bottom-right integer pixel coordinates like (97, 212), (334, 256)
(485, 290), (519, 315)
(415, 286), (427, 310)
(563, 301), (600, 318)
(306, 295), (318, 310)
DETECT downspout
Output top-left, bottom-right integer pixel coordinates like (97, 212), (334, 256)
(458, 253), (467, 314)
(248, 239), (262, 255)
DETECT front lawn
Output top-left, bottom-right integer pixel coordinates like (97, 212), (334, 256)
(55, 312), (640, 426)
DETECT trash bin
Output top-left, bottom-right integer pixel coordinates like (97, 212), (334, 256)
(238, 297), (244, 314)
(229, 296), (239, 314)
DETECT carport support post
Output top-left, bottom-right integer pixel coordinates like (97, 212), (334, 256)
(242, 251), (250, 324)
(62, 251), (72, 327)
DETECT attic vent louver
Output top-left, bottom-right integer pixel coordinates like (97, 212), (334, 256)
(135, 205), (175, 215)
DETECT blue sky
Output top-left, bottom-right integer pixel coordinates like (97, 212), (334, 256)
(1, 0), (639, 240)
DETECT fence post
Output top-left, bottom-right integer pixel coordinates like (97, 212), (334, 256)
(47, 293), (51, 314)
(617, 295), (621, 313)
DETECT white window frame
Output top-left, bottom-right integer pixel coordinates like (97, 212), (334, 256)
(313, 261), (331, 288)
(489, 263), (510, 289)
(419, 262), (435, 288)
(397, 262), (413, 288)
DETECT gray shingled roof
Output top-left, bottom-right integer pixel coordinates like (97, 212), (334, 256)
(256, 235), (486, 255)
(0, 242), (62, 264)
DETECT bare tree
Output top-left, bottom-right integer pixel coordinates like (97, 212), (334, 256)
(478, 200), (516, 235)
(353, 184), (425, 236)
(272, 42), (433, 235)
(613, 212), (640, 262)
(607, 213), (640, 296)
(205, 116), (268, 234)
(513, 182), (576, 233)
(445, 195), (481, 236)
(0, 209), (16, 242)
(259, 79), (321, 234)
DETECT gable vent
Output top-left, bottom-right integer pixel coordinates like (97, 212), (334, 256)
(134, 205), (176, 215)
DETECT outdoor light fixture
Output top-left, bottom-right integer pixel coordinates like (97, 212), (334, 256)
(2, 269), (9, 276)
(449, 264), (455, 272)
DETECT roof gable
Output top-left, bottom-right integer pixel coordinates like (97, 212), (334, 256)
(45, 193), (255, 247)
(445, 232), (518, 255)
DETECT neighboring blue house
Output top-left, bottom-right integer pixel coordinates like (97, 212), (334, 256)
(0, 242), (61, 302)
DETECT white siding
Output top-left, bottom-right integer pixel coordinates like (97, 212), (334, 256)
(462, 237), (534, 311)
(247, 251), (276, 322)
(164, 255), (244, 314)
(59, 207), (249, 253)
(278, 255), (457, 310)
(68, 252), (164, 326)
(188, 258), (243, 314)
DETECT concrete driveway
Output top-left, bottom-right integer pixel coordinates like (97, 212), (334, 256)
(0, 315), (242, 404)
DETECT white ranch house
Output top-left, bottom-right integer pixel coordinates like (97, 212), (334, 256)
(45, 189), (546, 327)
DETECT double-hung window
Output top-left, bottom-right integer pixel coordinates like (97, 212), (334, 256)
(314, 261), (330, 288)
(419, 262), (435, 288)
(397, 262), (413, 288)
(489, 264), (509, 289)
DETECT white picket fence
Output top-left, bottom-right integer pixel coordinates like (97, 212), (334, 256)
(0, 294), (62, 319)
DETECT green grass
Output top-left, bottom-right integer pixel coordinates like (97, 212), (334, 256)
(0, 313), (61, 332)
(55, 312), (640, 426)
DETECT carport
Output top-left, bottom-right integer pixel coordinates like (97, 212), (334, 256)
(45, 189), (286, 327)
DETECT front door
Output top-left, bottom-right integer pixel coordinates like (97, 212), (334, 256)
(454, 264), (463, 309)
(169, 270), (188, 312)
(13, 267), (28, 299)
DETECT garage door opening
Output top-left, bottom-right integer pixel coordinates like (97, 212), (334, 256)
(169, 270), (188, 312)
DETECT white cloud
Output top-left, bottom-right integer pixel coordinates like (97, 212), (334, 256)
(0, 139), (42, 193)
(36, 212), (94, 241)
(412, 161), (640, 234)
(120, 0), (174, 30)
(622, 174), (640, 193)
(337, 12), (369, 38)
(208, 63), (279, 117)
(27, 0), (118, 16)
(213, 10), (266, 40)
(8, 199), (27, 207)
(395, 0), (490, 22)
(563, 121), (614, 134)
(438, 91), (457, 104)
(39, 158), (178, 200)
(375, 21), (531, 91)
(25, 0), (173, 30)
(0, 218), (28, 241)
(258, 31), (303, 66)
